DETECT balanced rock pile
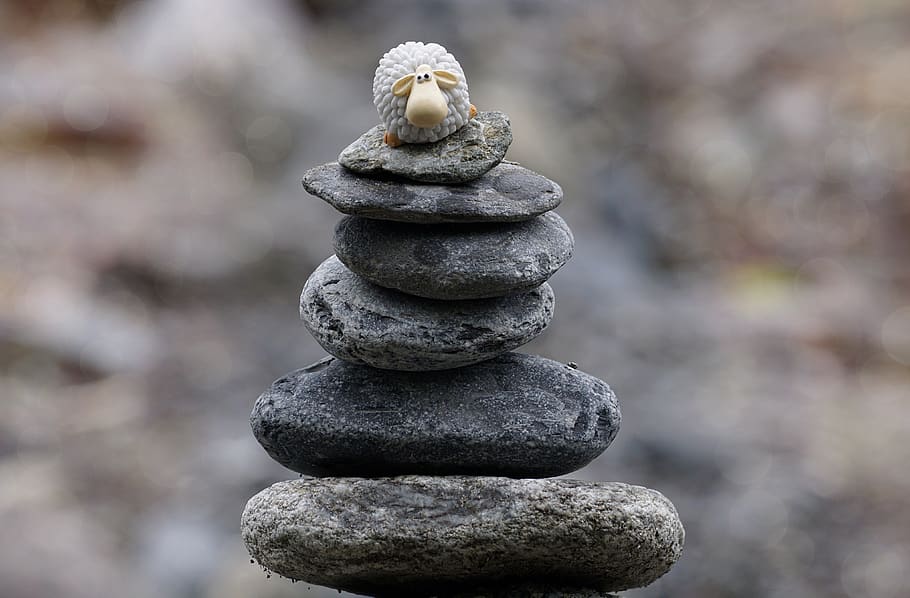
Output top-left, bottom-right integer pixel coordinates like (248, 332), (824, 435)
(241, 113), (684, 597)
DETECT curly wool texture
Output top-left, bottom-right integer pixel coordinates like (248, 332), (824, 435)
(373, 41), (471, 144)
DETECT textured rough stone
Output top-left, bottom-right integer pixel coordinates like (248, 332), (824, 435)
(300, 256), (554, 370)
(242, 476), (685, 596)
(333, 212), (574, 300)
(302, 162), (562, 224)
(251, 353), (620, 478)
(338, 111), (512, 183)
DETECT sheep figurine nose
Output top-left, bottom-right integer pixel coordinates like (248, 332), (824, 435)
(392, 64), (452, 129)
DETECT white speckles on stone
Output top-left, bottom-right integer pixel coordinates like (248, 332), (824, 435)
(241, 476), (685, 595)
(299, 256), (554, 371)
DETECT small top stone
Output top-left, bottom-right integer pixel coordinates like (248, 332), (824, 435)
(338, 111), (512, 184)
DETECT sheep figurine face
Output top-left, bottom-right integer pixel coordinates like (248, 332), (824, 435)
(393, 65), (458, 128)
(373, 42), (476, 147)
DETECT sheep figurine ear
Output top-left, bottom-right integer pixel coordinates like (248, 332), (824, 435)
(392, 73), (415, 97)
(433, 70), (458, 89)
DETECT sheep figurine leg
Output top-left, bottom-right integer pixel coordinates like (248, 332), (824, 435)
(383, 131), (404, 147)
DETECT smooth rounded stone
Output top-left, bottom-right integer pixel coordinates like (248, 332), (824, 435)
(443, 585), (618, 598)
(251, 352), (620, 478)
(338, 111), (512, 183)
(302, 162), (563, 224)
(300, 256), (554, 371)
(242, 476), (685, 596)
(333, 212), (574, 300)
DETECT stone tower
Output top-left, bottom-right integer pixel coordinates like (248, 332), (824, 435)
(241, 111), (684, 596)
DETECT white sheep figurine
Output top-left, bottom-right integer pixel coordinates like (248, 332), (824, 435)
(373, 41), (477, 147)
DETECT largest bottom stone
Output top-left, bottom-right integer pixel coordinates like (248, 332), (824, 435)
(242, 476), (684, 596)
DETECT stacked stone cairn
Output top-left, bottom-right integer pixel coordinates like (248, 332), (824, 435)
(241, 112), (684, 597)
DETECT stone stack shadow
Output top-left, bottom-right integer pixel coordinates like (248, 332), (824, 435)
(241, 112), (684, 597)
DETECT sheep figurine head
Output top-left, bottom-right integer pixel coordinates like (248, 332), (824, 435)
(373, 41), (477, 147)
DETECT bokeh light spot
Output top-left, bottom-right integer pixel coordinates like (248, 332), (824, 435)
(212, 151), (254, 192)
(245, 114), (292, 163)
(842, 546), (910, 598)
(881, 306), (910, 366)
(692, 134), (754, 203)
(62, 85), (110, 132)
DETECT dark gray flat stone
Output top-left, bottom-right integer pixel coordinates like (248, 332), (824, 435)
(338, 111), (512, 183)
(302, 162), (563, 224)
(333, 212), (574, 300)
(441, 586), (618, 598)
(300, 256), (554, 371)
(251, 353), (620, 478)
(242, 476), (684, 596)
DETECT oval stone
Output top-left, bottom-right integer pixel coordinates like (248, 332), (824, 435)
(338, 111), (512, 183)
(443, 585), (618, 598)
(251, 353), (620, 478)
(302, 162), (563, 224)
(242, 476), (685, 596)
(445, 585), (618, 598)
(300, 256), (554, 371)
(333, 212), (575, 300)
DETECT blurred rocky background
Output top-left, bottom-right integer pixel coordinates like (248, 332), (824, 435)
(2, 0), (909, 596)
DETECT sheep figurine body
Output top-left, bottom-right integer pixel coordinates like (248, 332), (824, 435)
(373, 41), (476, 147)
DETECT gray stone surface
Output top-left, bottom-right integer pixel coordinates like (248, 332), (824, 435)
(300, 256), (554, 371)
(443, 586), (618, 598)
(302, 162), (563, 224)
(242, 476), (684, 596)
(251, 352), (620, 478)
(338, 111), (512, 183)
(333, 212), (574, 300)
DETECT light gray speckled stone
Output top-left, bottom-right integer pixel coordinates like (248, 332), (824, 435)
(251, 353), (619, 478)
(242, 476), (684, 596)
(333, 212), (574, 300)
(302, 162), (562, 224)
(300, 256), (554, 371)
(338, 111), (512, 183)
